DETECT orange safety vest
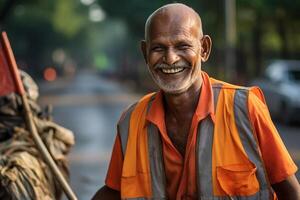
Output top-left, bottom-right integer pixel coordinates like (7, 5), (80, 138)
(118, 79), (275, 200)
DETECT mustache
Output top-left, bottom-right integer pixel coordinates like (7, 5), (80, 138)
(154, 61), (190, 70)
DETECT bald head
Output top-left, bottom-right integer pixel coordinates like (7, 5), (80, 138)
(140, 3), (212, 94)
(144, 3), (203, 41)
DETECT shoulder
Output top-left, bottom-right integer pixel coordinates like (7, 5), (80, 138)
(210, 77), (266, 103)
(118, 92), (156, 124)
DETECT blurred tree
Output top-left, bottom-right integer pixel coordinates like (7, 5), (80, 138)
(96, 0), (300, 82)
(52, 0), (87, 38)
(0, 0), (132, 79)
(238, 0), (300, 76)
(0, 0), (17, 23)
(97, 0), (225, 84)
(1, 0), (300, 84)
(0, 0), (91, 78)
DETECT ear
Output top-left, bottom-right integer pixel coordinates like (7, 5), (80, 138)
(200, 35), (212, 62)
(140, 40), (148, 64)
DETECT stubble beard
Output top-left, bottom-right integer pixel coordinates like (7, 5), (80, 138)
(148, 61), (202, 94)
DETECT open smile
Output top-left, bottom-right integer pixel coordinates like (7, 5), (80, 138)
(160, 67), (185, 74)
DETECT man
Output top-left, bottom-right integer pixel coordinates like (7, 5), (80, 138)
(92, 3), (300, 200)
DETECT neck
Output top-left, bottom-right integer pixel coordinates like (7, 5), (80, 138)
(163, 78), (202, 120)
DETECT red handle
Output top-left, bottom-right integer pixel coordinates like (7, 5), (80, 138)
(1, 32), (25, 95)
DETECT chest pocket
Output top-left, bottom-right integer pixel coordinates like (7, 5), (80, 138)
(216, 163), (259, 196)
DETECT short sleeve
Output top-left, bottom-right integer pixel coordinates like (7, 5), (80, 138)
(105, 133), (123, 191)
(248, 89), (298, 184)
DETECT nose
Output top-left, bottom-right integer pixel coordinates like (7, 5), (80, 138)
(163, 48), (180, 65)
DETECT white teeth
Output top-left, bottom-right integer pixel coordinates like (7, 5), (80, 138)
(161, 67), (184, 74)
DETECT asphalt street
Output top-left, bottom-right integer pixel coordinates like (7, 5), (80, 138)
(37, 70), (300, 200)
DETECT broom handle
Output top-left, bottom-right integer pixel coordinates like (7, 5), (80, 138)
(2, 32), (78, 200)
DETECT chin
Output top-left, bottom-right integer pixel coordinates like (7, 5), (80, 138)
(156, 75), (200, 94)
(163, 88), (189, 95)
(160, 83), (191, 94)
(149, 67), (200, 94)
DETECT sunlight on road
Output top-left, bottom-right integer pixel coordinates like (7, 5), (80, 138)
(39, 93), (141, 107)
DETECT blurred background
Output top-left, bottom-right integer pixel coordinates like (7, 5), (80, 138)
(1, 0), (300, 199)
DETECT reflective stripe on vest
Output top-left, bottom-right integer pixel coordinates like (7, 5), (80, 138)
(233, 89), (273, 199)
(118, 103), (137, 155)
(118, 95), (166, 200)
(196, 85), (273, 199)
(147, 123), (167, 199)
(118, 85), (274, 200)
(196, 83), (222, 198)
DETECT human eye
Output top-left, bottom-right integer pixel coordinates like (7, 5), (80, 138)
(176, 43), (191, 50)
(151, 45), (164, 52)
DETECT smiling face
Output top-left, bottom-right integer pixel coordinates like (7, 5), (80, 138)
(141, 4), (211, 94)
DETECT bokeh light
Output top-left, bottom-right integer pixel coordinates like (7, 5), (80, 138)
(43, 67), (57, 82)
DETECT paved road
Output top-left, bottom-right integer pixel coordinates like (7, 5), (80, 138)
(38, 70), (141, 200)
(38, 70), (300, 200)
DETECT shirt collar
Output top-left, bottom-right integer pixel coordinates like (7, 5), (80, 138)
(146, 71), (215, 126)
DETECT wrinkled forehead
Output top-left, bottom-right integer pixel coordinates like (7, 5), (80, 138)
(145, 6), (203, 41)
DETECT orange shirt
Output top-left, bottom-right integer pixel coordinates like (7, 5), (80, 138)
(105, 72), (297, 199)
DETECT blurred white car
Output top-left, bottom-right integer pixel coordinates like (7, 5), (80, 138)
(250, 60), (300, 123)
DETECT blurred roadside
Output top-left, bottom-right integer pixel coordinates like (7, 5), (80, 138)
(37, 69), (141, 199)
(249, 60), (300, 125)
(1, 0), (300, 86)
(1, 0), (300, 199)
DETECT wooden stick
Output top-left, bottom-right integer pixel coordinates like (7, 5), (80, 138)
(1, 32), (78, 200)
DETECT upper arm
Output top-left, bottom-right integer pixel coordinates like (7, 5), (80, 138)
(105, 133), (123, 191)
(248, 89), (298, 184)
(272, 175), (300, 200)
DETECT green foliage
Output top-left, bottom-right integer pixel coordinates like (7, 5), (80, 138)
(1, 0), (299, 81)
(98, 0), (169, 38)
(52, 0), (87, 38)
(96, 0), (300, 81)
(94, 53), (109, 70)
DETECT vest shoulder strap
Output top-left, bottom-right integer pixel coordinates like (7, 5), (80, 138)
(118, 92), (156, 155)
(203, 84), (274, 199)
